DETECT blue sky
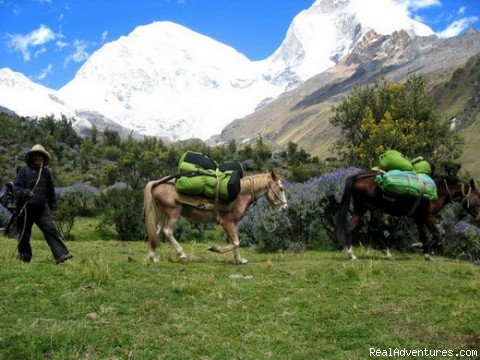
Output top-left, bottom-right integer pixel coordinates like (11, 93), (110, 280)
(0, 0), (479, 90)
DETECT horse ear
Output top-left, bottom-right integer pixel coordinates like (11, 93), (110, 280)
(270, 171), (278, 181)
(470, 179), (476, 190)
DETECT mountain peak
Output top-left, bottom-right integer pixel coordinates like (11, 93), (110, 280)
(2, 1), (439, 142)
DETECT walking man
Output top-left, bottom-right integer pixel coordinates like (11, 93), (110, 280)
(13, 144), (72, 264)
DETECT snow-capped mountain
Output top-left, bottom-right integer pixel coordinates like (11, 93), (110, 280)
(262, 0), (433, 87)
(59, 21), (285, 140)
(0, 68), (136, 137)
(2, 0), (435, 140)
(0, 68), (74, 120)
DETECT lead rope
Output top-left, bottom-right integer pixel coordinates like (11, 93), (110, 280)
(10, 162), (43, 260)
(213, 168), (221, 223)
(461, 183), (472, 209)
(443, 179), (455, 204)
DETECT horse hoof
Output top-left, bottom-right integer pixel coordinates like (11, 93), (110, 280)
(424, 254), (435, 262)
(148, 256), (160, 263)
(207, 245), (219, 253)
(235, 258), (248, 265)
(411, 242), (423, 249)
(384, 255), (393, 260)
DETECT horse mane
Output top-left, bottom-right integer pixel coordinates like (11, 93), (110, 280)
(240, 173), (272, 195)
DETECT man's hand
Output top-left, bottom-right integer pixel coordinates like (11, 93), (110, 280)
(51, 211), (58, 219)
(27, 190), (35, 197)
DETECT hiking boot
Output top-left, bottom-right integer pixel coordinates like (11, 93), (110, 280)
(55, 253), (73, 264)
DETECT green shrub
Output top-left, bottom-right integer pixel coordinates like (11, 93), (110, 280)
(95, 188), (144, 241)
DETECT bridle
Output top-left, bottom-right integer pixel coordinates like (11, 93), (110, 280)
(248, 178), (287, 233)
(267, 181), (288, 208)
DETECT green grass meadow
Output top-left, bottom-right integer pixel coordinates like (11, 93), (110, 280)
(0, 218), (479, 359)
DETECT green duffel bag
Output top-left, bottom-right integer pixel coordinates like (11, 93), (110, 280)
(178, 151), (218, 172)
(176, 169), (242, 202)
(219, 161), (244, 178)
(175, 174), (207, 196)
(375, 170), (437, 200)
(411, 156), (434, 176)
(221, 170), (241, 202)
(203, 170), (241, 202)
(378, 150), (413, 171)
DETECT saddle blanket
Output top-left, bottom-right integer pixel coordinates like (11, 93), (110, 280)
(174, 193), (237, 212)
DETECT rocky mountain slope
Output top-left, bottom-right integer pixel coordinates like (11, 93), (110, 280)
(214, 30), (480, 174)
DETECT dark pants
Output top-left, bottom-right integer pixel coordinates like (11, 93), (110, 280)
(17, 204), (69, 262)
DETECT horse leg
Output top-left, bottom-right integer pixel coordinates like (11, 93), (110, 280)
(208, 222), (247, 264)
(345, 213), (362, 261)
(162, 218), (189, 261)
(422, 215), (440, 262)
(368, 212), (391, 260)
(148, 216), (165, 262)
(412, 219), (427, 249)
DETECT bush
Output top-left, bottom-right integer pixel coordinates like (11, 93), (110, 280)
(239, 167), (361, 252)
(173, 218), (213, 243)
(55, 201), (78, 240)
(56, 183), (100, 217)
(437, 204), (480, 263)
(95, 188), (144, 241)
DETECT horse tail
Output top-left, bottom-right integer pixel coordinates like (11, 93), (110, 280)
(143, 181), (161, 249)
(335, 173), (359, 248)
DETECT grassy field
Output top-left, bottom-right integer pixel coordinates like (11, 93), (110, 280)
(0, 218), (479, 359)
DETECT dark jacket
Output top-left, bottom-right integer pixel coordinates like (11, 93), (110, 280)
(13, 166), (57, 211)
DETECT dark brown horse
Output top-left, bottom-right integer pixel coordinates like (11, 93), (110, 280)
(335, 170), (480, 261)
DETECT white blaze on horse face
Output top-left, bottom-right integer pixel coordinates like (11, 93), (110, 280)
(268, 180), (288, 211)
(278, 181), (288, 211)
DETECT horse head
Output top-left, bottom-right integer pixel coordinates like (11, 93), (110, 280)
(265, 172), (288, 211)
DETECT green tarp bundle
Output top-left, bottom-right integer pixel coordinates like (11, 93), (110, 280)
(175, 169), (241, 202)
(378, 150), (413, 171)
(175, 151), (242, 202)
(178, 151), (218, 172)
(411, 156), (433, 176)
(375, 170), (438, 200)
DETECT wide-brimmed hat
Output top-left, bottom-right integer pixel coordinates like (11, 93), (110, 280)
(25, 144), (51, 166)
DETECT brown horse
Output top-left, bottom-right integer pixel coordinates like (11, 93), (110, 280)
(143, 172), (288, 264)
(335, 170), (480, 261)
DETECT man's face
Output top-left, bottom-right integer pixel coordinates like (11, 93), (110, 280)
(32, 153), (44, 166)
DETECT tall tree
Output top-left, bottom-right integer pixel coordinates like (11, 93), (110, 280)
(330, 77), (464, 168)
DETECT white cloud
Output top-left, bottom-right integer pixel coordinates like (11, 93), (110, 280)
(56, 40), (69, 49)
(398, 0), (441, 10)
(7, 24), (55, 61)
(458, 6), (466, 15)
(34, 47), (47, 57)
(101, 30), (108, 42)
(64, 40), (89, 66)
(37, 64), (53, 80)
(438, 16), (479, 38)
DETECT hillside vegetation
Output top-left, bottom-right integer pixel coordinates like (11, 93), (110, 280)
(431, 53), (480, 177)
